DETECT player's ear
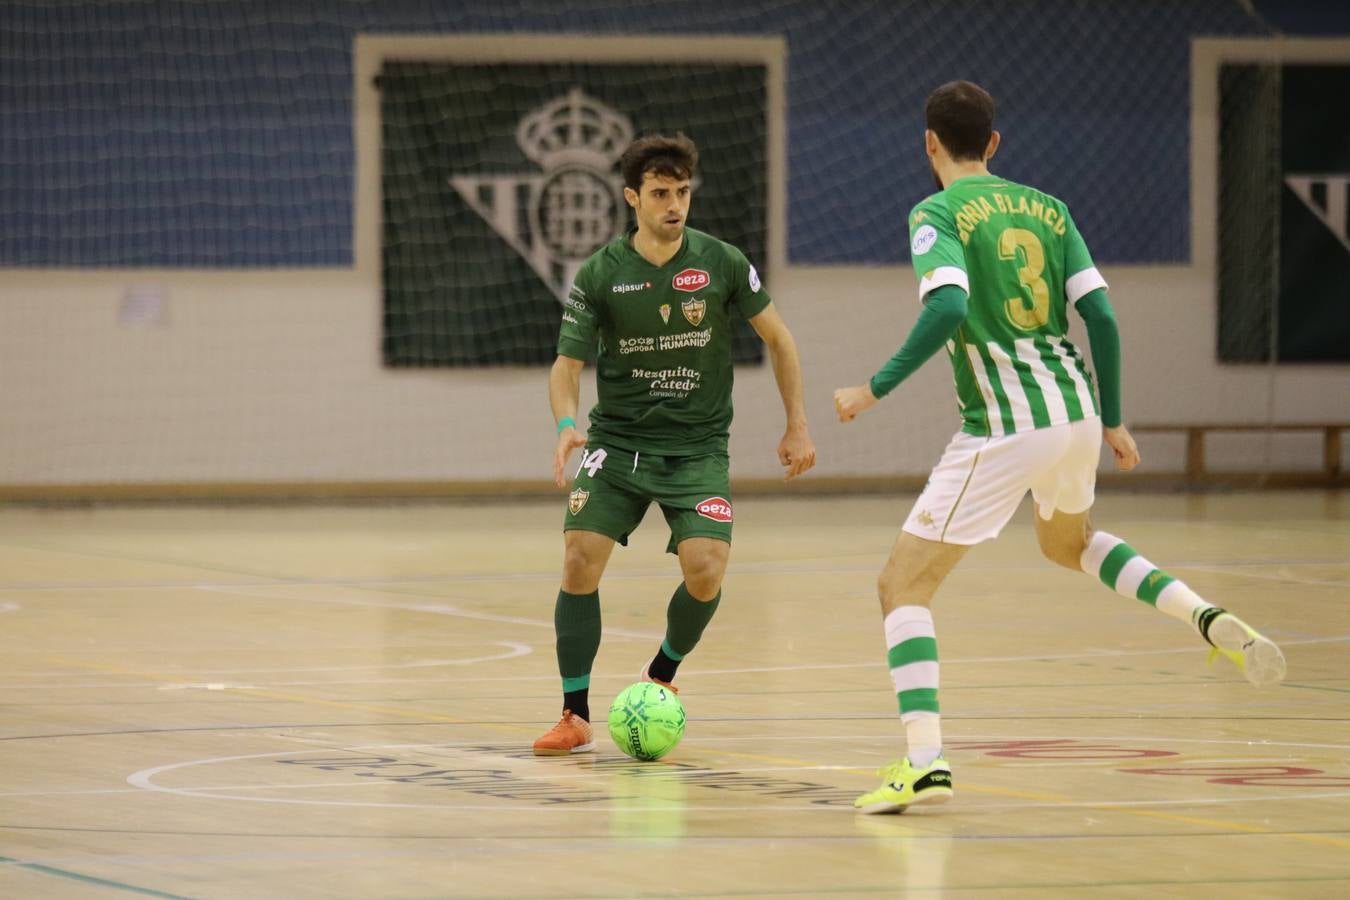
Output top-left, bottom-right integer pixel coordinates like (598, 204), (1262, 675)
(924, 129), (939, 159)
(623, 186), (639, 209)
(984, 131), (1001, 163)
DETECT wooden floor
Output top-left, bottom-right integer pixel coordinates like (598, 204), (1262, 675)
(1, 491), (1347, 899)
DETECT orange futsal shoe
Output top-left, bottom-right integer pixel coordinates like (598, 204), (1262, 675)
(532, 709), (595, 756)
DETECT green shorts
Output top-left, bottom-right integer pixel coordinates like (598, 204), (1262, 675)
(563, 444), (733, 554)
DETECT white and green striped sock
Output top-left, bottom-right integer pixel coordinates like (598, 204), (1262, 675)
(1080, 532), (1217, 633)
(884, 605), (942, 769)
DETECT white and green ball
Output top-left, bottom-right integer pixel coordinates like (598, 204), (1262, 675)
(608, 682), (686, 761)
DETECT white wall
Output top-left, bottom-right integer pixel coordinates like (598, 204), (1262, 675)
(2, 264), (1346, 489)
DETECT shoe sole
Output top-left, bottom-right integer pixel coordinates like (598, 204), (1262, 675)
(1210, 617), (1286, 687)
(1244, 636), (1286, 687)
(533, 741), (595, 756)
(856, 788), (953, 815)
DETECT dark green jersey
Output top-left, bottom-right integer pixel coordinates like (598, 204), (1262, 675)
(557, 227), (771, 456)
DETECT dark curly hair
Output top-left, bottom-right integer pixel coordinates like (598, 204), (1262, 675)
(620, 133), (699, 191)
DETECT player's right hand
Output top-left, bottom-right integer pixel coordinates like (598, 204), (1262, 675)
(553, 427), (587, 488)
(1104, 424), (1141, 472)
(833, 384), (878, 423)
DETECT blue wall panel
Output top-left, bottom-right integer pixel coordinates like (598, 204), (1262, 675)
(1, 0), (1341, 267)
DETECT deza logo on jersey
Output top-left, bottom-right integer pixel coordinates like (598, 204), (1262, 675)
(695, 496), (733, 522)
(672, 269), (710, 293)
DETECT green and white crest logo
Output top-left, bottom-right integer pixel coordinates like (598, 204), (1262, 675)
(380, 61), (769, 367)
(449, 88), (633, 303)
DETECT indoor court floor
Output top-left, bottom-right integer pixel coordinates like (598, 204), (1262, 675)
(1, 490), (1347, 898)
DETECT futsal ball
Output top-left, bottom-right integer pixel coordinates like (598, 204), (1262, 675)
(608, 681), (686, 761)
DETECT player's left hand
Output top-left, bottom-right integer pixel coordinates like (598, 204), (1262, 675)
(833, 384), (878, 422)
(552, 426), (588, 488)
(778, 423), (816, 481)
(1104, 424), (1141, 472)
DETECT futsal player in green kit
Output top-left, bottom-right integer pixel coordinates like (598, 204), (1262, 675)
(833, 81), (1286, 812)
(534, 134), (816, 755)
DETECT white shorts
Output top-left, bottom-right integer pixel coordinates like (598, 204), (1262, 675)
(903, 417), (1102, 545)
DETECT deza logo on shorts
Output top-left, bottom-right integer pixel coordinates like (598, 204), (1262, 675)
(695, 496), (733, 522)
(672, 269), (710, 293)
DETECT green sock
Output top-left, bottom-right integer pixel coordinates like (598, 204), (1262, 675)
(648, 583), (720, 683)
(555, 589), (600, 719)
(1080, 531), (1215, 632)
(664, 581), (721, 658)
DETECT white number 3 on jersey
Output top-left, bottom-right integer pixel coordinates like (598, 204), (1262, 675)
(577, 448), (607, 478)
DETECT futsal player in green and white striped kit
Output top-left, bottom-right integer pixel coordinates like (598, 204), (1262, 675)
(833, 81), (1285, 815)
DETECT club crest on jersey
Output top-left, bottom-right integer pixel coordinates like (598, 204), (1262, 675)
(659, 303), (671, 324)
(681, 298), (706, 326)
(672, 268), (710, 293)
(695, 496), (733, 522)
(568, 488), (590, 516)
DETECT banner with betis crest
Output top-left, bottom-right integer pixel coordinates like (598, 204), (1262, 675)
(378, 62), (769, 367)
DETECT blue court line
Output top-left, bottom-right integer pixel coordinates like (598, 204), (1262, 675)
(0, 855), (193, 899)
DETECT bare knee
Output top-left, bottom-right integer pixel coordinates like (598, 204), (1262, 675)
(875, 533), (966, 612)
(878, 567), (931, 611)
(1038, 521), (1093, 571)
(679, 541), (729, 600)
(877, 569), (905, 608)
(563, 543), (595, 576)
(683, 558), (724, 600)
(562, 536), (610, 593)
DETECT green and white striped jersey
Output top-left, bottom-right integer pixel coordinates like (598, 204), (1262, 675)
(908, 175), (1106, 437)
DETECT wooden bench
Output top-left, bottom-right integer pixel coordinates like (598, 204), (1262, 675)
(1130, 423), (1348, 482)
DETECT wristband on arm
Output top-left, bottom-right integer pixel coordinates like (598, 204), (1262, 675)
(556, 416), (576, 435)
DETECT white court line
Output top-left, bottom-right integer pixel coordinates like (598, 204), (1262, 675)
(8, 633), (1349, 688)
(152, 641), (532, 675)
(195, 584), (663, 640)
(0, 554), (1343, 593)
(0, 788), (147, 798)
(0, 781), (429, 798)
(340, 734), (1350, 752)
(0, 602), (19, 613)
(123, 748), (1350, 812)
(196, 584), (1350, 663)
(681, 633), (1350, 673)
(1182, 566), (1350, 590)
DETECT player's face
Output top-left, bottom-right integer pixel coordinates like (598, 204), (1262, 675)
(629, 173), (691, 242)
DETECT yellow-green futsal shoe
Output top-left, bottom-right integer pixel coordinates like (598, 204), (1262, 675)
(1206, 612), (1286, 687)
(854, 756), (953, 814)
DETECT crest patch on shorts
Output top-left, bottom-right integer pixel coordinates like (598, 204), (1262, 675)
(568, 488), (590, 516)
